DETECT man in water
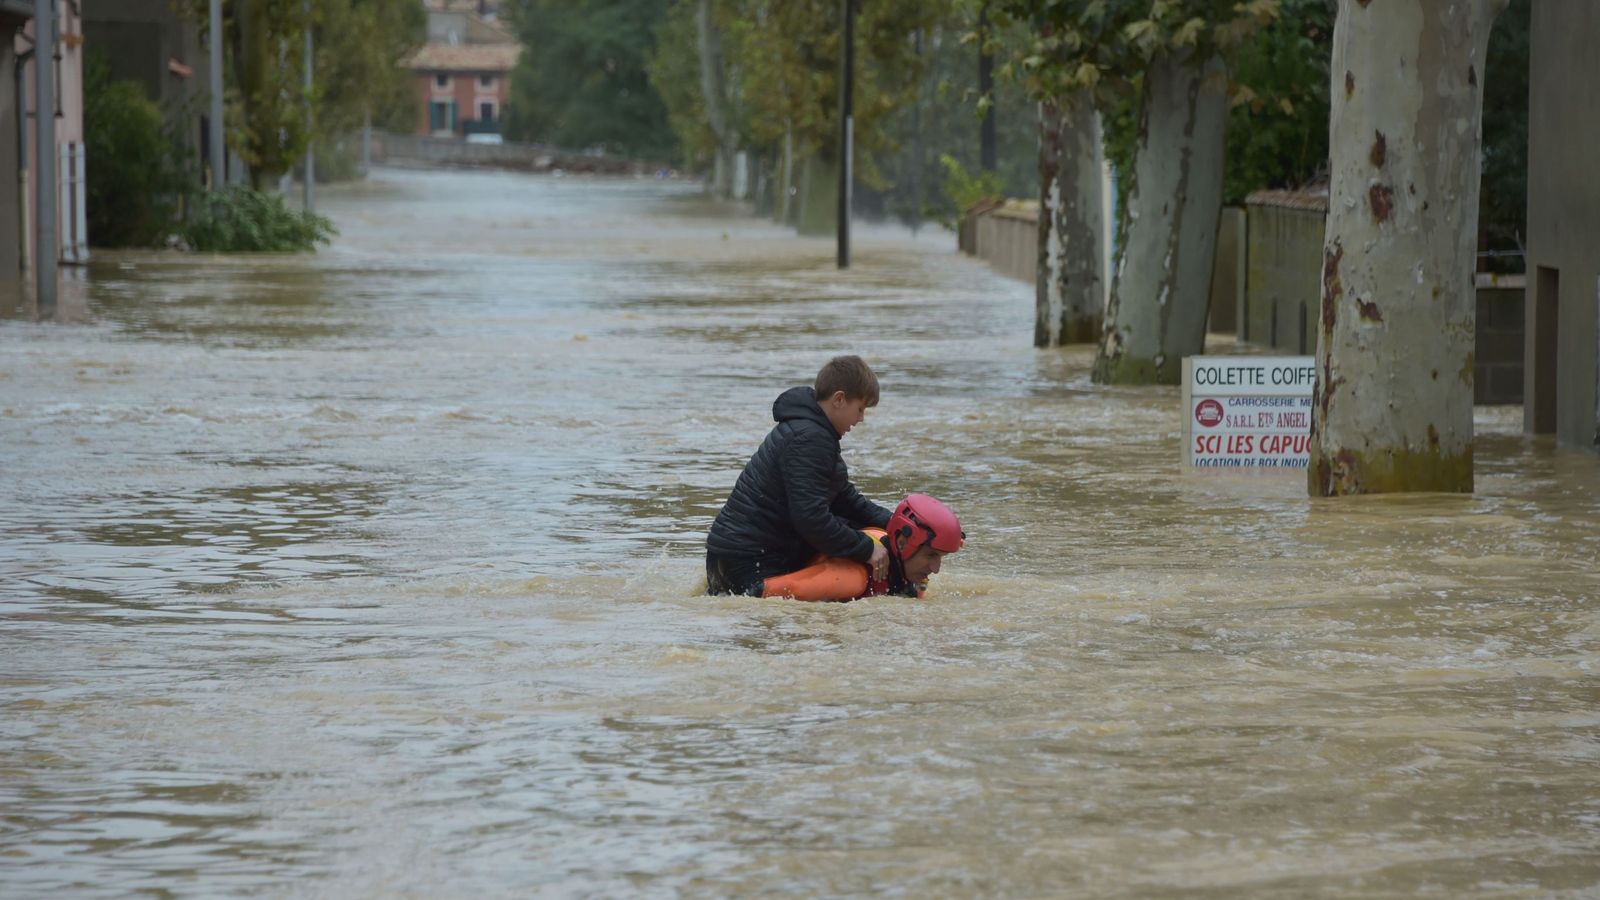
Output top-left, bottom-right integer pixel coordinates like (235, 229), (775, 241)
(759, 493), (966, 602)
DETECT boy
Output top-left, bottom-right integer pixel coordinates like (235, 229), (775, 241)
(706, 355), (892, 596)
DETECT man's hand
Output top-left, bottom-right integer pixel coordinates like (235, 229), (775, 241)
(868, 541), (889, 582)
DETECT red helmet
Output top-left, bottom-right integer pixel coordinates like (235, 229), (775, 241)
(886, 494), (964, 560)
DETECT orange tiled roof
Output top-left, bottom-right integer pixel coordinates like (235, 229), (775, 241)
(407, 42), (521, 73)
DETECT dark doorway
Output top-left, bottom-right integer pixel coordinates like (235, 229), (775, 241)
(1533, 265), (1559, 433)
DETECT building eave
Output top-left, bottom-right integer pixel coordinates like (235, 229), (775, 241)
(0, 0), (35, 27)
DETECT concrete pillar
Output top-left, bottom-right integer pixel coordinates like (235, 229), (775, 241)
(0, 38), (19, 291)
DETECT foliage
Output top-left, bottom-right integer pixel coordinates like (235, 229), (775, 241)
(1480, 0), (1528, 268)
(180, 0), (423, 186)
(1221, 0), (1332, 203)
(650, 1), (947, 170)
(647, 2), (715, 165)
(874, 15), (1041, 226)
(986, 0), (1281, 107)
(987, 0), (1290, 211)
(315, 0), (427, 136)
(937, 154), (1005, 225)
(184, 187), (336, 253)
(82, 53), (196, 247)
(503, 0), (678, 158)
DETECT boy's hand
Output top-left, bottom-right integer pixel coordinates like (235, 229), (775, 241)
(868, 542), (888, 582)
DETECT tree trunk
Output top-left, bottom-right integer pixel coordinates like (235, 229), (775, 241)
(778, 124), (794, 225)
(1309, 0), (1505, 496)
(1093, 51), (1227, 384)
(1035, 96), (1105, 347)
(695, 0), (736, 198)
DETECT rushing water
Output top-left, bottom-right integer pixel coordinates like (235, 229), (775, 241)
(2, 168), (1598, 898)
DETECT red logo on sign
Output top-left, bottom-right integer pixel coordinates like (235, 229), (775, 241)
(1195, 399), (1224, 427)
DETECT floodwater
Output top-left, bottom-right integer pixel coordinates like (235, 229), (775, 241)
(2, 168), (1598, 898)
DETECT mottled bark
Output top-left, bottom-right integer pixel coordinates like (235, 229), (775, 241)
(696, 0), (736, 198)
(1093, 52), (1227, 385)
(1309, 0), (1506, 496)
(1035, 97), (1105, 348)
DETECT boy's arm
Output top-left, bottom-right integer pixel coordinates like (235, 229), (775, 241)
(780, 434), (877, 563)
(831, 483), (892, 529)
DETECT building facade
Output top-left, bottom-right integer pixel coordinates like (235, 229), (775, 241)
(407, 2), (517, 138)
(1524, 2), (1600, 450)
(3, 0), (87, 305)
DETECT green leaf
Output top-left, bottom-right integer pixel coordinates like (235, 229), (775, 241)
(1124, 19), (1157, 44)
(1172, 17), (1205, 47)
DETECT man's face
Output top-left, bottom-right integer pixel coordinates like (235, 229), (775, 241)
(901, 545), (946, 586)
(823, 391), (869, 437)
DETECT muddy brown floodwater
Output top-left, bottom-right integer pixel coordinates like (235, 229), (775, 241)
(2, 168), (1598, 897)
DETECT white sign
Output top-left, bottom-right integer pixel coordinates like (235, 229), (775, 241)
(1182, 356), (1315, 469)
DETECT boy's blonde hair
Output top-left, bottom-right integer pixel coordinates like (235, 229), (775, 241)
(814, 355), (880, 406)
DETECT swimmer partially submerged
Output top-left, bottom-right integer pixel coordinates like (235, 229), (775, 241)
(758, 493), (965, 602)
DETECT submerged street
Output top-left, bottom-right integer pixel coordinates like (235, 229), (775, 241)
(2, 168), (1598, 896)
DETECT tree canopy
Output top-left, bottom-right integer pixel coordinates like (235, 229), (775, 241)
(503, 0), (678, 159)
(181, 0), (423, 185)
(649, 0), (953, 185)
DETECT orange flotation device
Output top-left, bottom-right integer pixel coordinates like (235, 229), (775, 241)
(761, 528), (903, 602)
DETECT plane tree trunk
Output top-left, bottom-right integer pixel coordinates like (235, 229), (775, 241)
(1093, 51), (1226, 385)
(1309, 0), (1506, 495)
(696, 0), (736, 198)
(1035, 96), (1105, 347)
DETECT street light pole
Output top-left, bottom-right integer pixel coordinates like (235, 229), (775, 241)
(302, 0), (314, 211)
(836, 0), (854, 269)
(34, 0), (57, 315)
(206, 0), (225, 187)
(208, 0), (224, 188)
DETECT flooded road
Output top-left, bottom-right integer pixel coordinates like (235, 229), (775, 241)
(3, 167), (1598, 897)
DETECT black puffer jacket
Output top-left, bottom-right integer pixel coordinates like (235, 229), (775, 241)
(707, 386), (891, 573)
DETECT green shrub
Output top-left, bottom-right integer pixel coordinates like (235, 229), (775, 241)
(84, 55), (193, 247)
(938, 154), (1006, 228)
(183, 187), (336, 253)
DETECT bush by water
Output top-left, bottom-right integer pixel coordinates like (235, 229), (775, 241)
(184, 188), (336, 253)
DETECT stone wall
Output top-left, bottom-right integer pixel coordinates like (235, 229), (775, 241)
(370, 132), (655, 176)
(962, 193), (1527, 405)
(973, 201), (1038, 284)
(1244, 189), (1526, 405)
(1476, 277), (1525, 406)
(960, 201), (1243, 334)
(1242, 195), (1325, 355)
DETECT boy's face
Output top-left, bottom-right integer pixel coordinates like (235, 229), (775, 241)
(901, 545), (946, 586)
(821, 391), (869, 437)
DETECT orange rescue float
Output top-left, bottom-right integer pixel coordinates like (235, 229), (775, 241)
(760, 528), (896, 602)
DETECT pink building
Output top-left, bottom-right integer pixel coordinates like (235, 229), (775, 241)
(406, 2), (518, 138)
(409, 43), (517, 137)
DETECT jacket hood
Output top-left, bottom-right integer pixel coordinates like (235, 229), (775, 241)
(772, 386), (836, 437)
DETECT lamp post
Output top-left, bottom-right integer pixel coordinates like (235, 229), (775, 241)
(208, 0), (224, 187)
(836, 0), (854, 269)
(302, 0), (314, 211)
(34, 0), (57, 314)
